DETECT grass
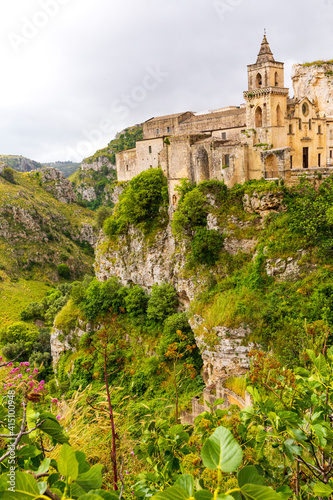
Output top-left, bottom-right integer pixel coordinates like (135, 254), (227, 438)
(223, 376), (247, 399)
(0, 279), (51, 327)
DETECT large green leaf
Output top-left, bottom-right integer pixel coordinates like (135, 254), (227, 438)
(75, 464), (104, 492)
(238, 466), (265, 488)
(153, 485), (190, 500)
(57, 444), (79, 481)
(175, 474), (194, 497)
(313, 482), (333, 497)
(39, 418), (69, 444)
(241, 484), (289, 499)
(36, 458), (51, 475)
(194, 490), (213, 500)
(0, 472), (41, 500)
(216, 495), (235, 500)
(88, 491), (120, 500)
(78, 495), (104, 500)
(76, 450), (90, 474)
(201, 426), (243, 473)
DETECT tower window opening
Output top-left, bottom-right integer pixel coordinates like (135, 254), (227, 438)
(309, 119), (312, 130)
(149, 146), (152, 154)
(255, 106), (263, 127)
(318, 125), (322, 134)
(289, 124), (293, 134)
(256, 73), (262, 88)
(275, 72), (279, 86)
(276, 105), (282, 126)
(222, 132), (227, 140)
(318, 153), (321, 167)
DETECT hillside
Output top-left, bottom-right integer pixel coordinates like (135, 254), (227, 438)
(2, 169), (333, 499)
(0, 154), (42, 172)
(0, 167), (97, 326)
(42, 161), (80, 178)
(69, 126), (143, 210)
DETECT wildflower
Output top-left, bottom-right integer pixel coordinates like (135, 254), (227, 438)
(18, 374), (22, 379)
(130, 451), (134, 456)
(7, 363), (13, 367)
(56, 415), (61, 420)
(26, 369), (31, 372)
(51, 398), (58, 403)
(33, 369), (38, 374)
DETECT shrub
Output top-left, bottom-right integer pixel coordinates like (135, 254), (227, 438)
(104, 168), (168, 236)
(0, 167), (16, 184)
(80, 277), (125, 320)
(57, 263), (71, 279)
(172, 188), (209, 238)
(147, 283), (178, 323)
(96, 206), (113, 229)
(0, 322), (39, 350)
(191, 228), (224, 266)
(124, 285), (149, 316)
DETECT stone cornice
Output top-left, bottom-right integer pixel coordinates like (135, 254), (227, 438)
(244, 87), (289, 99)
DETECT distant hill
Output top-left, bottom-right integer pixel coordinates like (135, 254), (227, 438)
(0, 155), (42, 172)
(42, 161), (80, 178)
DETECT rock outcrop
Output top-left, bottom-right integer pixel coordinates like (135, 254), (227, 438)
(189, 315), (255, 386)
(243, 190), (286, 216)
(292, 63), (333, 116)
(80, 156), (115, 172)
(31, 167), (77, 204)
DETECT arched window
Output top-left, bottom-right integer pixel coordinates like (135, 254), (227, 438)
(255, 106), (263, 128)
(275, 72), (279, 86)
(172, 194), (177, 205)
(276, 105), (282, 126)
(256, 73), (262, 88)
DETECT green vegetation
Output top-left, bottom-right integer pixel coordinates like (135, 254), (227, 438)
(104, 168), (168, 236)
(70, 166), (117, 211)
(302, 59), (333, 67)
(84, 125), (143, 165)
(0, 154), (42, 172)
(0, 168), (95, 285)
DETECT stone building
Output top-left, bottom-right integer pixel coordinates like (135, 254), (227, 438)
(117, 35), (333, 204)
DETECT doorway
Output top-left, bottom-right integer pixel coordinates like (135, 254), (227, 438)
(303, 147), (309, 169)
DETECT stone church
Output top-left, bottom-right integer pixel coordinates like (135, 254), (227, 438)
(117, 35), (333, 204)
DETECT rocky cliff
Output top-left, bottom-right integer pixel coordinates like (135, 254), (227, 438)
(292, 62), (333, 115)
(91, 188), (287, 381)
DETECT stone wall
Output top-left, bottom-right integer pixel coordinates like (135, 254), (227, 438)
(292, 63), (333, 116)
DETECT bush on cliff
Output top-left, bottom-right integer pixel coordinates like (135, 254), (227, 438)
(104, 168), (168, 236)
(191, 227), (224, 266)
(147, 283), (178, 323)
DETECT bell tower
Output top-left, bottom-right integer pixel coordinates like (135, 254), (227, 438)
(244, 34), (289, 149)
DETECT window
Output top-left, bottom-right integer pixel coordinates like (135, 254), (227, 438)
(276, 105), (282, 126)
(126, 164), (129, 171)
(302, 102), (309, 117)
(149, 165), (152, 169)
(299, 119), (302, 130)
(149, 146), (152, 154)
(167, 126), (170, 134)
(331, 150), (333, 158)
(318, 125), (322, 134)
(222, 132), (227, 140)
(172, 194), (177, 205)
(224, 154), (230, 166)
(309, 119), (312, 130)
(256, 73), (262, 88)
(318, 153), (321, 167)
(330, 130), (333, 140)
(255, 106), (263, 127)
(289, 124), (293, 134)
(290, 155), (293, 169)
(275, 72), (279, 86)
(156, 128), (160, 135)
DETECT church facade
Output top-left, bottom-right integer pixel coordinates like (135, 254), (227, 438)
(116, 35), (333, 205)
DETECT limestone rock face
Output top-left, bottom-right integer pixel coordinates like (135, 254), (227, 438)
(189, 315), (255, 386)
(77, 186), (96, 202)
(94, 225), (198, 304)
(266, 250), (305, 282)
(51, 321), (93, 369)
(292, 63), (333, 115)
(80, 156), (115, 172)
(35, 167), (77, 204)
(243, 190), (285, 216)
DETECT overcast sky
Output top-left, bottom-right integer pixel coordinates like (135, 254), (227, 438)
(0, 0), (332, 163)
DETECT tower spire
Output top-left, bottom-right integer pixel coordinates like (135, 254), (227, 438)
(256, 32), (275, 64)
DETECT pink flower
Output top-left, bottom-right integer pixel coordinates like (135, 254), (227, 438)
(51, 398), (58, 403)
(18, 374), (22, 379)
(130, 451), (134, 456)
(7, 363), (13, 367)
(26, 369), (31, 372)
(56, 415), (61, 420)
(33, 369), (38, 374)
(29, 375), (33, 379)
